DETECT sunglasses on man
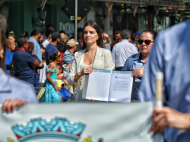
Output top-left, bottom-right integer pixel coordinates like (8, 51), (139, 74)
(138, 39), (154, 45)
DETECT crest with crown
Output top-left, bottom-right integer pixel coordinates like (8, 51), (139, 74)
(11, 117), (85, 142)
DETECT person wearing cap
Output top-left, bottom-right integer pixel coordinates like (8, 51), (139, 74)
(63, 39), (78, 71)
(62, 39), (78, 95)
(45, 32), (61, 65)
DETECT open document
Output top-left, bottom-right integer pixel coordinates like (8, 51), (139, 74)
(85, 69), (134, 102)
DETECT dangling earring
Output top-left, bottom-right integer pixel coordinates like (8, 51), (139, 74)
(0, 54), (3, 59)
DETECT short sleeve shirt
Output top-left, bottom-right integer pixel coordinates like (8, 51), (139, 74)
(13, 49), (36, 85)
(28, 37), (42, 62)
(45, 43), (58, 65)
(62, 50), (74, 64)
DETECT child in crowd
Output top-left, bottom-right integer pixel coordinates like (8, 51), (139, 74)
(57, 64), (63, 88)
(57, 64), (72, 101)
(40, 51), (62, 103)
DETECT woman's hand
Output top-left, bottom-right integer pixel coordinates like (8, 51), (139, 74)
(74, 67), (93, 82)
(54, 85), (60, 92)
(132, 68), (144, 78)
(150, 107), (190, 135)
(80, 67), (93, 76)
(3, 99), (27, 113)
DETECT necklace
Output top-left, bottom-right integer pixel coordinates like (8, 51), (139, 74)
(84, 52), (96, 65)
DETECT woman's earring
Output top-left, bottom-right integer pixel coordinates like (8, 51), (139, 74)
(0, 54), (3, 59)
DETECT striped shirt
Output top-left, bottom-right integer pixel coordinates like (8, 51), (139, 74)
(63, 50), (74, 64)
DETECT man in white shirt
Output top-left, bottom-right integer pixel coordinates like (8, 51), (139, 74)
(42, 30), (53, 48)
(112, 29), (138, 70)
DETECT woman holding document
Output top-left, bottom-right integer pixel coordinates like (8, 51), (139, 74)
(122, 30), (157, 100)
(67, 21), (115, 102)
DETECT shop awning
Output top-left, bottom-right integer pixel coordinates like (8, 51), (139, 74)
(92, 0), (184, 8)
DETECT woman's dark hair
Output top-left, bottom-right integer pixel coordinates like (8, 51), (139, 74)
(28, 42), (34, 54)
(49, 51), (60, 61)
(20, 31), (29, 38)
(58, 42), (66, 53)
(82, 21), (104, 49)
(142, 29), (157, 40)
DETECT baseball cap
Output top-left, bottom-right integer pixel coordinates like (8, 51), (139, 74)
(52, 32), (61, 39)
(66, 39), (79, 47)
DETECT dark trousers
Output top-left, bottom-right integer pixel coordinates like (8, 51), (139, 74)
(34, 73), (41, 95)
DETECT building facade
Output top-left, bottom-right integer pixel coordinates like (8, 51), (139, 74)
(0, 0), (187, 40)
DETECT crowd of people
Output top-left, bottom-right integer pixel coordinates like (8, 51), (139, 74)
(0, 13), (190, 142)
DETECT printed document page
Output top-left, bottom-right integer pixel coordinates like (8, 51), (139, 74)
(86, 69), (112, 101)
(109, 71), (133, 102)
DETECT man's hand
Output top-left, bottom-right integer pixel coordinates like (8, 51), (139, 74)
(150, 107), (190, 135)
(132, 68), (144, 78)
(2, 99), (27, 113)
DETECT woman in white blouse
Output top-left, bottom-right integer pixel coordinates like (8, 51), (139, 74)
(68, 21), (115, 101)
